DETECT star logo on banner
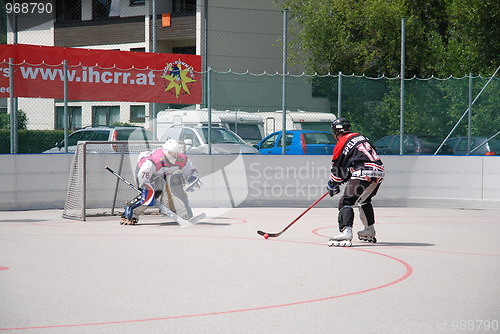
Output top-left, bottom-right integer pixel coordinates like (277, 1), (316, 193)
(161, 60), (197, 98)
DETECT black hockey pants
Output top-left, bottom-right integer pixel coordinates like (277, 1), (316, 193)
(337, 179), (381, 232)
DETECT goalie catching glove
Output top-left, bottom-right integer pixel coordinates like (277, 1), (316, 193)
(327, 179), (340, 197)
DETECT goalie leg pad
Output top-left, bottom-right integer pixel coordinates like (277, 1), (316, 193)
(124, 195), (142, 220)
(165, 172), (193, 219)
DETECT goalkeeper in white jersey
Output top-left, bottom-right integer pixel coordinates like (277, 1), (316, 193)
(121, 139), (202, 225)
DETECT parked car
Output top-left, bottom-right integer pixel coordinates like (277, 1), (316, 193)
(373, 134), (454, 155)
(255, 130), (335, 155)
(445, 136), (499, 155)
(43, 126), (155, 153)
(159, 124), (259, 154)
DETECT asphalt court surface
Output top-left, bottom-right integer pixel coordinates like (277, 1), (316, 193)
(1, 206), (499, 333)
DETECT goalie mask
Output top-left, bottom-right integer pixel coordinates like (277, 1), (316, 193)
(163, 139), (182, 163)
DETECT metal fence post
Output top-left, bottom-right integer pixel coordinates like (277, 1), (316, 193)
(63, 60), (68, 153)
(207, 67), (212, 154)
(467, 73), (472, 154)
(338, 71), (342, 118)
(9, 58), (17, 154)
(399, 17), (406, 155)
(151, 0), (158, 139)
(281, 8), (288, 155)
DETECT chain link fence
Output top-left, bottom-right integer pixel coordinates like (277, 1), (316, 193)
(1, 68), (497, 154)
(0, 3), (498, 155)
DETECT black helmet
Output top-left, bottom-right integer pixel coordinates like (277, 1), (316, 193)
(331, 118), (351, 136)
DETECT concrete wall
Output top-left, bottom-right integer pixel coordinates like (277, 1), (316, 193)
(1, 154), (499, 211)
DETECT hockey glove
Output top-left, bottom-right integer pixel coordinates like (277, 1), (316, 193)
(327, 179), (340, 197)
(185, 175), (202, 192)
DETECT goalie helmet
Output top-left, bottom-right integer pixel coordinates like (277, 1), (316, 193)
(163, 139), (182, 163)
(331, 118), (352, 137)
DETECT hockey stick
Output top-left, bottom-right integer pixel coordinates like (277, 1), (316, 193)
(104, 166), (193, 227)
(257, 191), (329, 238)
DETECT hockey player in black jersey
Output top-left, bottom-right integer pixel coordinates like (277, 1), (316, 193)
(327, 118), (385, 247)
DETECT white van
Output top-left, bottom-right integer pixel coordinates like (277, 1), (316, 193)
(214, 110), (264, 146)
(258, 110), (337, 137)
(156, 109), (223, 139)
(156, 109), (259, 154)
(157, 108), (264, 146)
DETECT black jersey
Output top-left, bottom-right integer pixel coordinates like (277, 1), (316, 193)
(330, 132), (384, 183)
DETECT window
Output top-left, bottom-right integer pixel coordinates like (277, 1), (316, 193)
(304, 132), (334, 144)
(91, 130), (111, 141)
(55, 106), (82, 130)
(260, 134), (278, 149)
(93, 0), (119, 19)
(130, 0), (145, 6)
(116, 128), (153, 141)
(130, 105), (146, 122)
(130, 47), (145, 52)
(173, 46), (196, 55)
(277, 133), (293, 147)
(179, 129), (200, 146)
(56, 0), (81, 22)
(227, 124), (262, 141)
(66, 131), (85, 146)
(198, 127), (243, 144)
(173, 0), (196, 15)
(92, 106), (120, 126)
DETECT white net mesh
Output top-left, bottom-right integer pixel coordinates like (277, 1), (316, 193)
(63, 141), (165, 220)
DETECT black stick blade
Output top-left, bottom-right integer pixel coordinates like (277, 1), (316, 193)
(257, 230), (280, 238)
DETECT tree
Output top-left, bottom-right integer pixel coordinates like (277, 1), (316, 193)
(280, 0), (499, 77)
(0, 110), (28, 130)
(279, 0), (499, 141)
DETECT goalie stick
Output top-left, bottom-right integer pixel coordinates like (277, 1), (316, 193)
(105, 166), (197, 227)
(257, 192), (329, 238)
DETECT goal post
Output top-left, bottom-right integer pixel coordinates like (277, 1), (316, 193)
(63, 141), (164, 221)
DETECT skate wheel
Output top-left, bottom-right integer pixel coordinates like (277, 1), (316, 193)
(372, 237), (377, 243)
(328, 240), (352, 247)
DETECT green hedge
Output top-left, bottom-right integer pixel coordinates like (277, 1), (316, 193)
(0, 130), (66, 154)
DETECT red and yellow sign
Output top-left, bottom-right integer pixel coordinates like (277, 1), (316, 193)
(0, 44), (202, 104)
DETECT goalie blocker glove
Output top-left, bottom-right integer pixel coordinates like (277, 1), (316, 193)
(185, 174), (202, 192)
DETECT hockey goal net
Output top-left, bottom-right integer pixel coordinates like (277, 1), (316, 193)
(63, 141), (165, 221)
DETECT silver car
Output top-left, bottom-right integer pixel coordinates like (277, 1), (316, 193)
(43, 126), (155, 153)
(159, 125), (259, 154)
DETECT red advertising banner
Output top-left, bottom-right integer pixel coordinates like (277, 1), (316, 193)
(0, 44), (202, 104)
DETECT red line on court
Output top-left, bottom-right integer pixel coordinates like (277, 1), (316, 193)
(0, 237), (412, 331)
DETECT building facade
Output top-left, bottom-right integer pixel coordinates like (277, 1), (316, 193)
(6, 0), (330, 132)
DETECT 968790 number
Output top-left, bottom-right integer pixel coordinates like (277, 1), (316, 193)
(5, 2), (53, 14)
